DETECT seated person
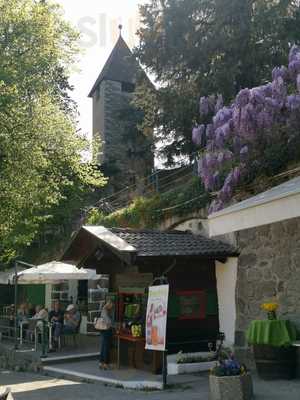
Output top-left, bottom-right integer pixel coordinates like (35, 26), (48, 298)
(31, 305), (40, 319)
(63, 304), (80, 334)
(32, 305), (48, 320)
(32, 305), (48, 332)
(49, 301), (64, 348)
(27, 303), (35, 318)
(17, 303), (29, 325)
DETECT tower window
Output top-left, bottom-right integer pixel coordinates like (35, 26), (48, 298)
(121, 82), (135, 93)
(96, 85), (100, 101)
(129, 174), (136, 185)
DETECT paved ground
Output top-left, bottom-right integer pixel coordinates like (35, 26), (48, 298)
(0, 370), (207, 400)
(1, 370), (300, 399)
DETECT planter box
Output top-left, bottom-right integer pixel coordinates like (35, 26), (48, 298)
(168, 360), (215, 375)
(209, 373), (253, 400)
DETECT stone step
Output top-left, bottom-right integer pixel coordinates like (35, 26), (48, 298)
(41, 352), (99, 365)
(43, 364), (164, 390)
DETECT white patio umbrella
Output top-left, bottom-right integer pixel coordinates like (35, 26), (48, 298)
(8, 260), (101, 352)
(13, 261), (100, 284)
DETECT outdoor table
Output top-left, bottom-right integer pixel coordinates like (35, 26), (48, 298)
(246, 319), (297, 347)
(115, 333), (145, 369)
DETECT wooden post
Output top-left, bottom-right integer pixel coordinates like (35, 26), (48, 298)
(14, 262), (19, 350)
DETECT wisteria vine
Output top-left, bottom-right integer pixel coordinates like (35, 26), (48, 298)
(192, 45), (300, 213)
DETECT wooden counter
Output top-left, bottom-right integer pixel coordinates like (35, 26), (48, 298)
(115, 333), (162, 374)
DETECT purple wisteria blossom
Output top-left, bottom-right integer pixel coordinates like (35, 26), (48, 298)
(236, 88), (250, 108)
(297, 74), (300, 93)
(289, 44), (300, 63)
(199, 97), (209, 116)
(208, 199), (224, 214)
(272, 66), (288, 81)
(192, 125), (205, 146)
(205, 153), (217, 169)
(206, 124), (214, 139)
(215, 94), (224, 113)
(271, 77), (287, 106)
(261, 83), (273, 97)
(257, 110), (273, 130)
(192, 44), (300, 214)
(233, 167), (241, 184)
(249, 87), (265, 106)
(286, 94), (300, 111)
(213, 107), (232, 129)
(215, 127), (224, 148)
(288, 45), (300, 79)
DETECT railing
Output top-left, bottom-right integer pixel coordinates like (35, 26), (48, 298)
(0, 315), (50, 356)
(93, 165), (196, 215)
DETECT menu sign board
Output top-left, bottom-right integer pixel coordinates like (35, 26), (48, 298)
(145, 284), (169, 351)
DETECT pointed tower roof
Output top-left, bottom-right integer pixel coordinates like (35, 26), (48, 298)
(88, 33), (139, 97)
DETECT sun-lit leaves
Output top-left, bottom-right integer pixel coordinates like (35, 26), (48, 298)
(0, 0), (106, 263)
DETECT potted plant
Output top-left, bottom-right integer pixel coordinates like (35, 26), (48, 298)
(246, 302), (297, 380)
(209, 353), (253, 400)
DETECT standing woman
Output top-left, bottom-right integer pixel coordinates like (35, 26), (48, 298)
(99, 300), (113, 370)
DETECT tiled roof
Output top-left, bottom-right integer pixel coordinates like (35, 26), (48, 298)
(88, 36), (139, 97)
(110, 228), (238, 258)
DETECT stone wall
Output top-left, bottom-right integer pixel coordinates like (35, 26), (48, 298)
(93, 79), (153, 194)
(0, 342), (42, 373)
(92, 81), (106, 163)
(235, 216), (300, 346)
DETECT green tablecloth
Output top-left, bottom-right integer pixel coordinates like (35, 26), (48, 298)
(246, 320), (297, 347)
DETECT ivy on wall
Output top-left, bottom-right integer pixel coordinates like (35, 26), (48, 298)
(87, 178), (210, 229)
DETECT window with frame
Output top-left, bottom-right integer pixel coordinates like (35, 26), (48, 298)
(121, 82), (135, 93)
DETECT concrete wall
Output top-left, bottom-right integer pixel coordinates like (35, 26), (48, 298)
(159, 211), (208, 234)
(215, 258), (238, 346)
(235, 216), (300, 346)
(171, 218), (209, 236)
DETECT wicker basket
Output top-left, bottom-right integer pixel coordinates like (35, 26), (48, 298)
(209, 373), (253, 400)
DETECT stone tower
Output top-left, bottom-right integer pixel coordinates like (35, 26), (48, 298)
(89, 27), (154, 195)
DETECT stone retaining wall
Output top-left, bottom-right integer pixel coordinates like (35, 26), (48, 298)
(0, 342), (42, 373)
(235, 216), (300, 346)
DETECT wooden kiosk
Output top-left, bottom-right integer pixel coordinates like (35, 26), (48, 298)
(62, 226), (238, 373)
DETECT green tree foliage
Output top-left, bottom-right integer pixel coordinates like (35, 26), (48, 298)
(87, 177), (209, 229)
(0, 0), (106, 263)
(134, 0), (300, 164)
